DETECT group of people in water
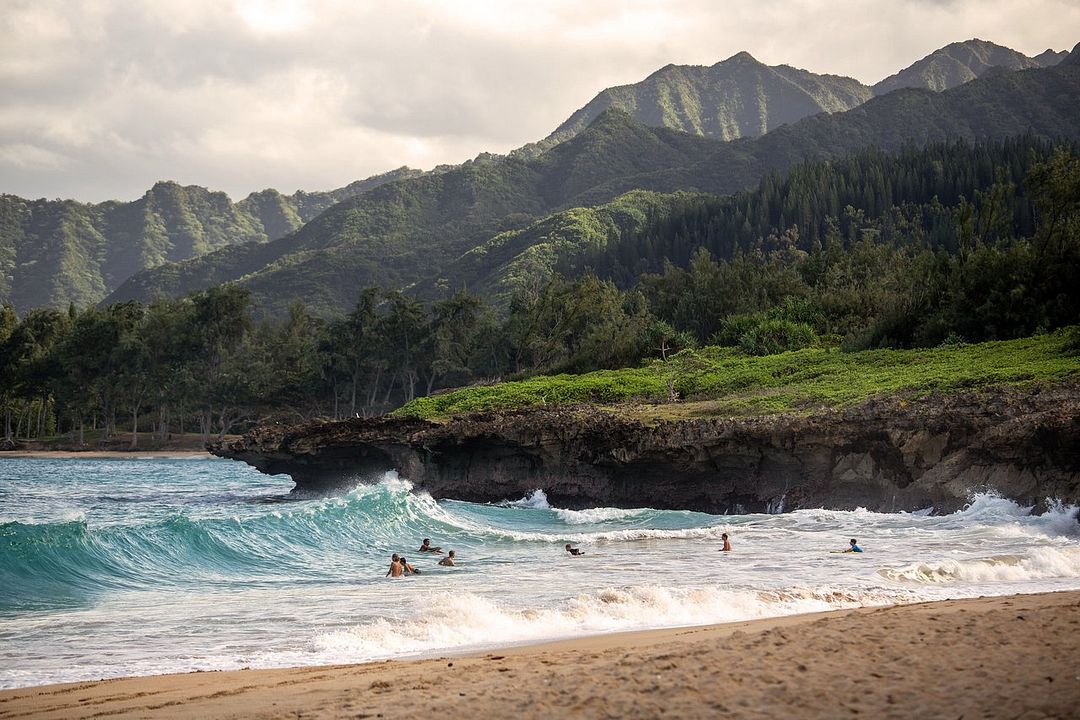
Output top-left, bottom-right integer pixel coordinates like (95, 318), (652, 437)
(385, 539), (457, 577)
(386, 534), (862, 576)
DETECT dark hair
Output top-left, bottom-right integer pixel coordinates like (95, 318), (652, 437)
(448, 550), (455, 556)
(392, 554), (399, 561)
(850, 539), (857, 544)
(400, 556), (408, 564)
(722, 533), (728, 538)
(423, 538), (430, 544)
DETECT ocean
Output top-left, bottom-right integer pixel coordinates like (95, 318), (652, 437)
(2, 457), (1079, 689)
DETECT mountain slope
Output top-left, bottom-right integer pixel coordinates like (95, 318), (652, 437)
(106, 115), (721, 315)
(543, 52), (872, 148)
(872, 39), (1041, 95)
(433, 135), (1069, 308)
(0, 167), (419, 313)
(106, 61), (1080, 316)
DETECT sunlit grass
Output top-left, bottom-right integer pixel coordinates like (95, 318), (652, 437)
(395, 328), (1080, 420)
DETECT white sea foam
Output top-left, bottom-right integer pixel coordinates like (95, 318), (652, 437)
(312, 584), (915, 662)
(553, 507), (648, 524)
(499, 489), (551, 510)
(879, 546), (1080, 584)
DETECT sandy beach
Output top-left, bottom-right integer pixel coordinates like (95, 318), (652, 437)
(2, 590), (1077, 720)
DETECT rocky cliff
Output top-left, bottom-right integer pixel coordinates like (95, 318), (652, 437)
(210, 384), (1080, 514)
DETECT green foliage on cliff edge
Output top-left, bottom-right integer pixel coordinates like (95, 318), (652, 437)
(394, 329), (1080, 420)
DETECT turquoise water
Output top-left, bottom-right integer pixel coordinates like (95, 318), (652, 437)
(2, 457), (1079, 689)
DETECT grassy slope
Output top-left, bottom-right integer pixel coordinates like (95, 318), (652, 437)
(396, 329), (1080, 421)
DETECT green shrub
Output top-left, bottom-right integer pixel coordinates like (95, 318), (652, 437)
(737, 319), (818, 356)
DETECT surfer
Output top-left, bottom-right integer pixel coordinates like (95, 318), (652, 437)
(565, 543), (585, 556)
(400, 556), (421, 574)
(843, 538), (863, 553)
(386, 553), (403, 577)
(438, 550), (456, 566)
(721, 533), (732, 551)
(419, 538), (443, 554)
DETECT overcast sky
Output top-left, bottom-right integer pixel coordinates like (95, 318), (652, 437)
(1, 0), (1077, 202)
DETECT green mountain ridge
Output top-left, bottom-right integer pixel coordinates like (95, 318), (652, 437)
(518, 39), (1060, 158)
(0, 167), (420, 313)
(107, 59), (1080, 316)
(105, 118), (721, 316)
(8, 39), (1078, 317)
(872, 39), (1043, 95)
(1033, 49), (1069, 67)
(542, 52), (873, 146)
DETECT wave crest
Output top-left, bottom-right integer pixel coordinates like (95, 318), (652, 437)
(879, 547), (1080, 584)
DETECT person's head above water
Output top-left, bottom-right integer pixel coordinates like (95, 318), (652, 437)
(850, 538), (858, 546)
(392, 553), (400, 561)
(722, 533), (728, 540)
(565, 544), (571, 550)
(448, 550), (455, 557)
(421, 539), (430, 546)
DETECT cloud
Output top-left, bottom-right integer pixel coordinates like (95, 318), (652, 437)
(0, 0), (1077, 201)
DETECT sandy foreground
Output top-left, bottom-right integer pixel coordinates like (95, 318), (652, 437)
(0, 451), (213, 459)
(2, 592), (1079, 720)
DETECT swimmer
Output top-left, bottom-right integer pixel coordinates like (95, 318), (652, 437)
(438, 550), (456, 567)
(386, 553), (402, 577)
(565, 544), (585, 556)
(721, 533), (732, 552)
(843, 538), (863, 553)
(400, 556), (421, 574)
(419, 538), (443, 554)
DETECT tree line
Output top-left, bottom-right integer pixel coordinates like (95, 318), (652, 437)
(1, 138), (1077, 445)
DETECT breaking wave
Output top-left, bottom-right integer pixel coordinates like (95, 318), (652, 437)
(879, 547), (1080, 584)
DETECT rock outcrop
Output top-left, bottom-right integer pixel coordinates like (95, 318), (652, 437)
(210, 384), (1080, 514)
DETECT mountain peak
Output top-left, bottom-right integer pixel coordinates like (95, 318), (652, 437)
(546, 51), (869, 147)
(1062, 41), (1080, 66)
(721, 51), (760, 65)
(873, 39), (1039, 95)
(1034, 48), (1069, 67)
(583, 106), (638, 131)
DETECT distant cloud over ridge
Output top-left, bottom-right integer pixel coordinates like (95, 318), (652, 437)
(1, 0), (1076, 201)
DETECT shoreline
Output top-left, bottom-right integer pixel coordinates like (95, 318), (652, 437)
(0, 450), (215, 459)
(3, 590), (1078, 719)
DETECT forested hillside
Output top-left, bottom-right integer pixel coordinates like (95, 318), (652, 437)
(0, 167), (419, 312)
(106, 113), (721, 315)
(417, 136), (1064, 306)
(105, 60), (1080, 316)
(3, 136), (1077, 445)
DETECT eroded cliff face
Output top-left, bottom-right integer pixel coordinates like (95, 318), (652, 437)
(210, 384), (1080, 513)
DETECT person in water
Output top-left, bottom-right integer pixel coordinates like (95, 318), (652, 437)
(438, 550), (456, 566)
(565, 544), (585, 556)
(386, 553), (403, 577)
(419, 538), (443, 554)
(721, 533), (732, 551)
(400, 556), (421, 574)
(844, 538), (863, 553)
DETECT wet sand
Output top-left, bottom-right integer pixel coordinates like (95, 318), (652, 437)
(2, 590), (1078, 719)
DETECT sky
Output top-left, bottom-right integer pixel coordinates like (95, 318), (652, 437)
(1, 0), (1078, 202)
